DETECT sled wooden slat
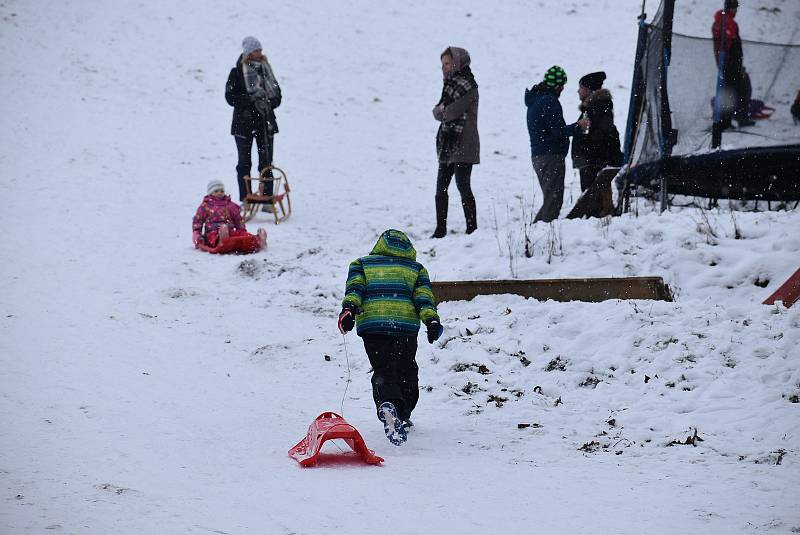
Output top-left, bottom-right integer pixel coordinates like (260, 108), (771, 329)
(245, 193), (286, 203)
(432, 277), (673, 303)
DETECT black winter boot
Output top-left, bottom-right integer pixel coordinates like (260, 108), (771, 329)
(463, 196), (477, 234)
(431, 194), (448, 238)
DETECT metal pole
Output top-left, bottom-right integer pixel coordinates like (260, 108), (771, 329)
(618, 8), (649, 214)
(658, 0), (676, 213)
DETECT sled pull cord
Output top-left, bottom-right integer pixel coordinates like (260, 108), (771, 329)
(340, 334), (352, 417)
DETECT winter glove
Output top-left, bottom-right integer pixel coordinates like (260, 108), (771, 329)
(426, 319), (443, 344)
(251, 88), (267, 100)
(193, 231), (203, 248)
(337, 307), (357, 334)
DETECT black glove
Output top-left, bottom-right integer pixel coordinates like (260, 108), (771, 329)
(426, 320), (443, 344)
(251, 88), (267, 100)
(337, 305), (361, 334)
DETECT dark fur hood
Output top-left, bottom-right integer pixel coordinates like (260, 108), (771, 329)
(580, 88), (613, 112)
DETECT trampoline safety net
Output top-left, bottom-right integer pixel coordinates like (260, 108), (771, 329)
(623, 0), (800, 201)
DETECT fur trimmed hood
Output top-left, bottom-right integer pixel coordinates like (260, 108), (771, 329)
(580, 88), (613, 112)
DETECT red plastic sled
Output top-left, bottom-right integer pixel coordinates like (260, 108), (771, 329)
(196, 234), (261, 254)
(288, 412), (384, 467)
(763, 267), (800, 308)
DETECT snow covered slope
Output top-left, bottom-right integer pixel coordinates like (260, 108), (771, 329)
(1, 1), (798, 534)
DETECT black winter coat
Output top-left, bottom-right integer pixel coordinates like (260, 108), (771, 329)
(571, 89), (623, 169)
(225, 55), (282, 137)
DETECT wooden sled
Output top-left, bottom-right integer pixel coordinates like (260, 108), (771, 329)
(241, 165), (292, 224)
(567, 166), (620, 219)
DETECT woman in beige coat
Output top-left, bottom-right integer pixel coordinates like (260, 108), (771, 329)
(431, 46), (479, 238)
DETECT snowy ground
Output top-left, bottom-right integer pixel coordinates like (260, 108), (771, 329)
(1, 1), (799, 534)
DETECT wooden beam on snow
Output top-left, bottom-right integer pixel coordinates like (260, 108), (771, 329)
(432, 277), (673, 303)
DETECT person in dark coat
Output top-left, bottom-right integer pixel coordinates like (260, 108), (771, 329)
(571, 71), (623, 192)
(431, 46), (480, 238)
(225, 36), (282, 203)
(712, 0), (755, 129)
(525, 66), (590, 223)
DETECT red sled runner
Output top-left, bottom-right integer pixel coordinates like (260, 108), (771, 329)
(763, 267), (800, 309)
(196, 229), (266, 254)
(288, 412), (384, 467)
(196, 234), (260, 254)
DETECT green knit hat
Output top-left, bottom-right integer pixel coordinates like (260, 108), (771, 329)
(544, 65), (567, 88)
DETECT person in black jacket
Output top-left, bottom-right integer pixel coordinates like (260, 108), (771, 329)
(570, 72), (623, 192)
(225, 36), (282, 203)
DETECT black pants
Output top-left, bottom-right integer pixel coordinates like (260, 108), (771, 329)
(579, 165), (602, 192)
(720, 71), (751, 126)
(234, 132), (274, 201)
(436, 163), (474, 201)
(361, 334), (419, 421)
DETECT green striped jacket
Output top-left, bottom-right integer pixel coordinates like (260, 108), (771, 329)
(342, 229), (439, 336)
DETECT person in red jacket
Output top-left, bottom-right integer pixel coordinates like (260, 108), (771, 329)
(712, 0), (755, 129)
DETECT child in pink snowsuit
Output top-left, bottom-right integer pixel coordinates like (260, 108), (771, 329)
(192, 179), (267, 252)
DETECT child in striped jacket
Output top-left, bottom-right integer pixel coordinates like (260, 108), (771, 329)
(338, 229), (443, 445)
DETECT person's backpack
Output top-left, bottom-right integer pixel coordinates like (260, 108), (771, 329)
(792, 90), (800, 124)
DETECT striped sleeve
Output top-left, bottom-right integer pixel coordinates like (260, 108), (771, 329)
(342, 259), (366, 310)
(412, 267), (439, 324)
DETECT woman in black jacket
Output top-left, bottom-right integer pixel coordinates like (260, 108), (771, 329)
(570, 72), (623, 192)
(225, 36), (282, 203)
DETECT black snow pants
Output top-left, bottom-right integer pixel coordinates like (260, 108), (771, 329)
(361, 334), (419, 422)
(234, 132), (274, 202)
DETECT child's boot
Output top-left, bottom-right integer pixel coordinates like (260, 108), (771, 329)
(257, 228), (268, 250)
(378, 401), (407, 446)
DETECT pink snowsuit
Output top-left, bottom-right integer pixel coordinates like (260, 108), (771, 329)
(192, 194), (247, 246)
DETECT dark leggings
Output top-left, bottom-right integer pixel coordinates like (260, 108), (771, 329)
(234, 132), (274, 201)
(435, 163), (474, 201)
(361, 334), (419, 421)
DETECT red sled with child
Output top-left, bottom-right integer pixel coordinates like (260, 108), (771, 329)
(192, 179), (267, 254)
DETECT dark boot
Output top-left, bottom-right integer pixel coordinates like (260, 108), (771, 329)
(431, 195), (448, 238)
(463, 196), (477, 234)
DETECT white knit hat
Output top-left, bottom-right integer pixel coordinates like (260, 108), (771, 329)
(242, 36), (262, 55)
(207, 179), (225, 194)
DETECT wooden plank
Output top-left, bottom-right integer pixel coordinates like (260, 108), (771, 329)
(432, 277), (673, 303)
(566, 166), (619, 220)
(763, 267), (800, 308)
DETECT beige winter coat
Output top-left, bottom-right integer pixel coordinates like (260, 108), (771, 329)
(433, 47), (480, 165)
